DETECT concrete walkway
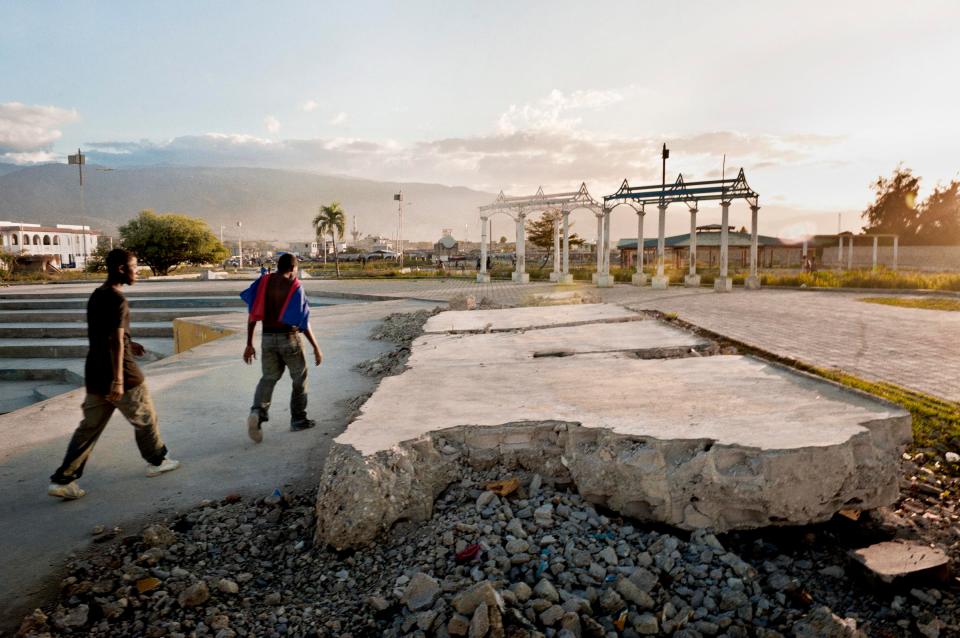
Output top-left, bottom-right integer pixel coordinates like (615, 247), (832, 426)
(0, 297), (434, 626)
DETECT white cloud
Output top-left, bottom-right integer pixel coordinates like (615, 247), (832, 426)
(497, 89), (623, 135)
(329, 112), (348, 126)
(300, 99), (320, 112)
(0, 101), (79, 163)
(264, 115), (281, 134)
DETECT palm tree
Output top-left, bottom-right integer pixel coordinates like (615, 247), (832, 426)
(313, 202), (346, 278)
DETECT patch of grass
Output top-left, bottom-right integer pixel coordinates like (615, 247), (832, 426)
(760, 268), (960, 291)
(859, 296), (960, 312)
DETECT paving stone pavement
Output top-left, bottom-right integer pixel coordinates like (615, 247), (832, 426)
(298, 278), (960, 402)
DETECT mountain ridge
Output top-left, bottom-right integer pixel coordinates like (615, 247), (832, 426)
(0, 164), (496, 243)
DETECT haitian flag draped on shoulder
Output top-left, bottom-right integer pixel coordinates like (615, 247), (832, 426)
(240, 274), (310, 331)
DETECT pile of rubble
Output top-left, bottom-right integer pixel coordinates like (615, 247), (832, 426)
(17, 468), (957, 638)
(357, 309), (438, 379)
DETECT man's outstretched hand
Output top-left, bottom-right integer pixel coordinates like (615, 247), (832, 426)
(314, 349), (323, 366)
(243, 345), (257, 364)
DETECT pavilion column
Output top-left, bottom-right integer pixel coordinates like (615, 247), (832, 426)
(512, 213), (529, 283)
(477, 215), (490, 283)
(603, 209), (612, 274)
(714, 201), (732, 292)
(632, 210), (647, 286)
(684, 207), (700, 287)
(745, 204), (761, 289)
(893, 236), (899, 271)
(872, 236), (878, 270)
(651, 204), (669, 289)
(847, 236), (854, 270)
(597, 208), (613, 287)
(560, 211), (572, 283)
(591, 214), (602, 283)
(550, 215), (561, 282)
(838, 235), (844, 269)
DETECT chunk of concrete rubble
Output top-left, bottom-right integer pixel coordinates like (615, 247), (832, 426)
(849, 540), (950, 584)
(793, 606), (866, 637)
(314, 308), (911, 550)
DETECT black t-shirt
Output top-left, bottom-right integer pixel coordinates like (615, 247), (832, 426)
(85, 285), (145, 394)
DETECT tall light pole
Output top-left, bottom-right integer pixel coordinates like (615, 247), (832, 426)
(394, 192), (413, 265)
(394, 191), (404, 264)
(237, 221), (243, 268)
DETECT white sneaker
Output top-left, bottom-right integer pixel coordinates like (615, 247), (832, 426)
(146, 458), (180, 477)
(48, 481), (85, 500)
(247, 413), (263, 443)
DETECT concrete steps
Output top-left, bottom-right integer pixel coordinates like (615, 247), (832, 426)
(0, 307), (243, 323)
(0, 337), (173, 359)
(0, 322), (173, 338)
(0, 296), (249, 311)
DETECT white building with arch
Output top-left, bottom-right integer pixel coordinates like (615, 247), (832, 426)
(0, 221), (99, 269)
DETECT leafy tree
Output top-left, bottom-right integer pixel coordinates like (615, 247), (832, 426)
(119, 210), (228, 276)
(499, 236), (507, 245)
(916, 179), (960, 245)
(85, 242), (113, 273)
(525, 211), (584, 268)
(313, 202), (346, 278)
(861, 166), (921, 238)
(861, 166), (960, 244)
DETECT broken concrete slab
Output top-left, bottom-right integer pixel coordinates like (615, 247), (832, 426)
(314, 306), (912, 550)
(850, 540), (950, 585)
(409, 320), (710, 366)
(423, 303), (639, 333)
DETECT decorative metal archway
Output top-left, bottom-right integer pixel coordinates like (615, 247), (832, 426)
(478, 183), (603, 284)
(604, 169), (761, 291)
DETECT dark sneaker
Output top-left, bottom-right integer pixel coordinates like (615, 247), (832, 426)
(247, 412), (263, 443)
(290, 419), (317, 432)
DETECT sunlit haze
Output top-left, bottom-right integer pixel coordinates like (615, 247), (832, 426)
(2, 0), (959, 238)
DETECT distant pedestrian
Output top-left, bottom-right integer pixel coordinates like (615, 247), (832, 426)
(486, 255), (492, 271)
(48, 249), (180, 500)
(260, 263), (267, 277)
(240, 253), (323, 443)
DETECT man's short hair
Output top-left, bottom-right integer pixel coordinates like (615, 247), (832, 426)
(106, 248), (134, 274)
(277, 253), (298, 273)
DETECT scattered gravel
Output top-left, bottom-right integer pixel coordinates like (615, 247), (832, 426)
(17, 467), (958, 638)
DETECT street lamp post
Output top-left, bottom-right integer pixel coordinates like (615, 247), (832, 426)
(237, 221), (243, 268)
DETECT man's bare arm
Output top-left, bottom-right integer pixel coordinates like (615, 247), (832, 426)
(303, 325), (323, 366)
(243, 321), (257, 364)
(108, 328), (125, 401)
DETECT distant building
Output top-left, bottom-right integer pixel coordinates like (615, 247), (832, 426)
(357, 234), (394, 252)
(434, 230), (459, 257)
(618, 225), (799, 269)
(0, 221), (99, 269)
(283, 241), (319, 258)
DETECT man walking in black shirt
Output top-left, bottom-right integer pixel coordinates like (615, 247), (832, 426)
(48, 249), (179, 499)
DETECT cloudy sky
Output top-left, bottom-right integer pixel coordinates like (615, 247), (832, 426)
(2, 0), (959, 236)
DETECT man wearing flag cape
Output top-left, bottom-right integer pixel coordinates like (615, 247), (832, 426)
(240, 253), (323, 442)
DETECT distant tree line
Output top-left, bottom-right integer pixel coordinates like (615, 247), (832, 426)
(862, 165), (960, 244)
